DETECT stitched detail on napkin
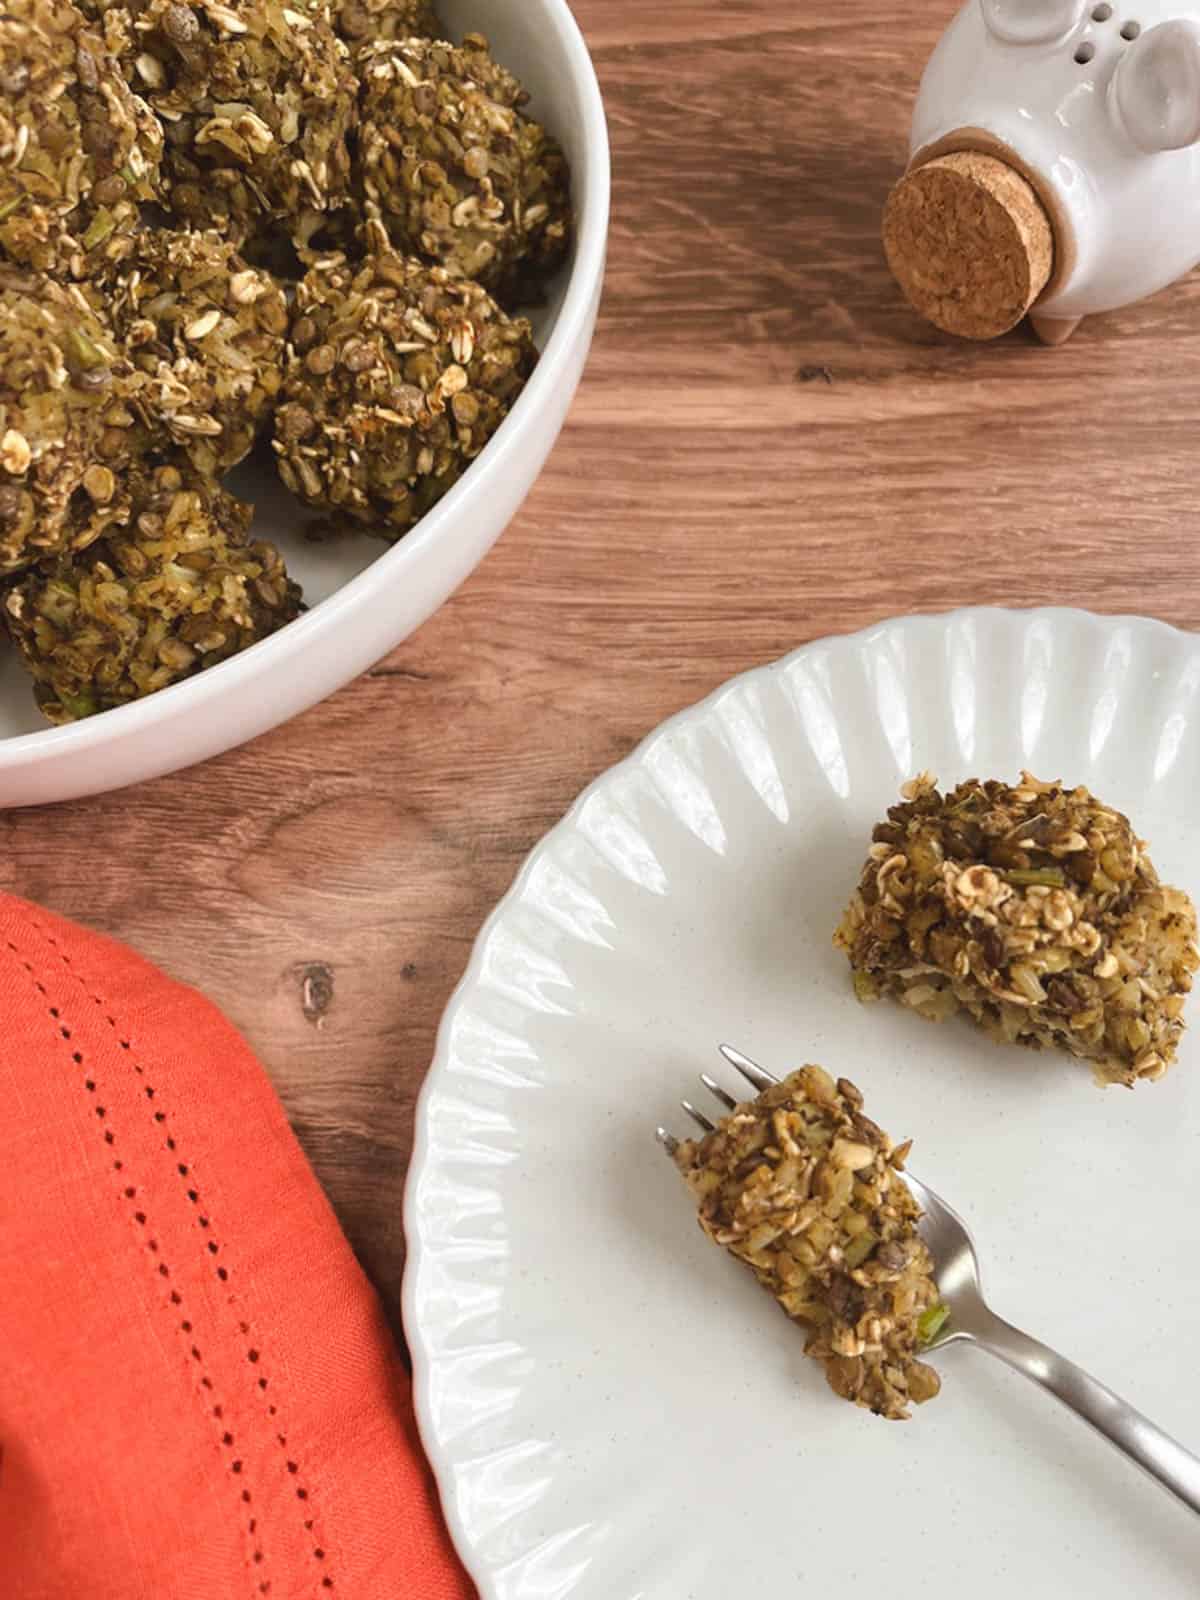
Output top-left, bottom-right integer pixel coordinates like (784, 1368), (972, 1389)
(32, 918), (341, 1595)
(4, 932), (274, 1595)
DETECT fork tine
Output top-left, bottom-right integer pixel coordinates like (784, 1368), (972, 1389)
(656, 1126), (679, 1156)
(699, 1072), (738, 1111)
(718, 1043), (777, 1092)
(902, 1169), (972, 1236)
(680, 1099), (715, 1133)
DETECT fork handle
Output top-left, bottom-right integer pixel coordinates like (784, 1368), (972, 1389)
(975, 1312), (1200, 1517)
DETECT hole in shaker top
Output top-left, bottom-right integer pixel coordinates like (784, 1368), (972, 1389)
(1075, 40), (1096, 62)
(1121, 19), (1141, 38)
(1091, 3), (1112, 18)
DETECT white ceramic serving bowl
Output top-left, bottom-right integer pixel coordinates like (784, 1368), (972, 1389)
(0, 0), (609, 807)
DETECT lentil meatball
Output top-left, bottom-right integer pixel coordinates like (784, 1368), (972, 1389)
(273, 235), (537, 535)
(835, 772), (1199, 1087)
(120, 0), (357, 244)
(0, 0), (163, 280)
(672, 1064), (944, 1421)
(356, 32), (571, 300)
(334, 0), (438, 46)
(0, 266), (142, 575)
(3, 459), (302, 720)
(102, 228), (288, 474)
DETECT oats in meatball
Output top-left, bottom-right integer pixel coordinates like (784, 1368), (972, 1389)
(3, 458), (302, 720)
(835, 772), (1199, 1087)
(0, 266), (145, 575)
(334, 0), (438, 46)
(102, 229), (288, 474)
(0, 0), (163, 280)
(356, 32), (571, 300)
(121, 0), (357, 245)
(672, 1064), (944, 1421)
(273, 233), (537, 535)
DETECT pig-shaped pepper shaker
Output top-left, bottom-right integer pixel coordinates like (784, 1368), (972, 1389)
(884, 0), (1200, 343)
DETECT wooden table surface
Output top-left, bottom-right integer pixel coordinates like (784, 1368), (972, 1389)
(6, 0), (1200, 1340)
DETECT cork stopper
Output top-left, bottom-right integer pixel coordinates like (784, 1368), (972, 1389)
(883, 152), (1055, 341)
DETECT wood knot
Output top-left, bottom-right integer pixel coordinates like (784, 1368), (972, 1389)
(297, 963), (334, 1024)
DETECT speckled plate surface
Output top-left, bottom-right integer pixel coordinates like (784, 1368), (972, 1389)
(404, 608), (1200, 1600)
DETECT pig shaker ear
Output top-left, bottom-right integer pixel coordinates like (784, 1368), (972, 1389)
(980, 0), (1086, 45)
(1112, 20), (1200, 153)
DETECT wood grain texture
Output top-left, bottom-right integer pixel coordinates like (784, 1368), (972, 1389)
(7, 0), (1200, 1338)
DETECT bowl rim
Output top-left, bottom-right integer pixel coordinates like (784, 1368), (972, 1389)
(0, 0), (611, 773)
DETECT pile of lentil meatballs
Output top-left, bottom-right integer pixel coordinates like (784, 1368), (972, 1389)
(0, 0), (571, 721)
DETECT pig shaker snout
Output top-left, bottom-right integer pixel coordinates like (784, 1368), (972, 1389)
(884, 1), (1200, 343)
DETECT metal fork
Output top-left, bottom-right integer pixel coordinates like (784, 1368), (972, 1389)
(659, 1044), (1200, 1518)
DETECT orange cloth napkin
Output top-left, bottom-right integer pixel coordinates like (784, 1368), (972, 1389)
(0, 893), (473, 1600)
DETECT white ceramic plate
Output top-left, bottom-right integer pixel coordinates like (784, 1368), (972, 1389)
(405, 607), (1200, 1600)
(0, 0), (609, 806)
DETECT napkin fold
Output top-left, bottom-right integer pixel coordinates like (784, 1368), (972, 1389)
(0, 892), (473, 1600)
